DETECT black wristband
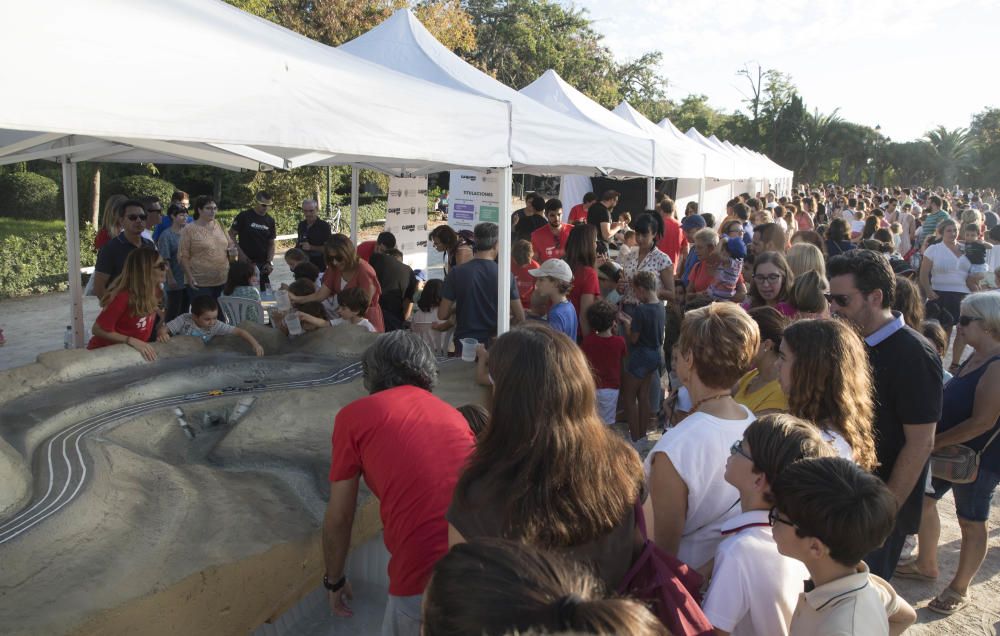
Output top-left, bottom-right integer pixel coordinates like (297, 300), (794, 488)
(323, 574), (346, 592)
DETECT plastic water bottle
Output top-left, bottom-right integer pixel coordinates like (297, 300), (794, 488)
(274, 289), (291, 312)
(63, 326), (73, 349)
(285, 311), (303, 336)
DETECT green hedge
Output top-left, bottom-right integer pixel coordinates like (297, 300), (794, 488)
(105, 175), (176, 205)
(0, 224), (97, 298)
(215, 200), (388, 236)
(0, 172), (61, 220)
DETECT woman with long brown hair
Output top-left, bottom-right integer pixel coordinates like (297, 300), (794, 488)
(429, 224), (473, 276)
(743, 251), (796, 317)
(87, 248), (167, 361)
(563, 223), (601, 336)
(448, 323), (644, 588)
(288, 234), (384, 332)
(776, 318), (878, 470)
(893, 276), (926, 331)
(94, 194), (127, 250)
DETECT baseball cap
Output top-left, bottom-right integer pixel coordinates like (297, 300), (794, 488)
(681, 215), (707, 231)
(529, 258), (573, 282)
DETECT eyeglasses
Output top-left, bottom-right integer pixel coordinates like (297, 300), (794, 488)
(126, 214), (147, 221)
(729, 439), (752, 461)
(768, 506), (798, 529)
(824, 291), (864, 307)
(959, 315), (982, 326)
(752, 274), (782, 285)
(155, 262), (168, 271)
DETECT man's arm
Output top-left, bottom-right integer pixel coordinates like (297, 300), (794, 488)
(887, 423), (935, 508)
(438, 298), (454, 322)
(91, 272), (110, 299)
(510, 299), (525, 325)
(323, 476), (360, 617)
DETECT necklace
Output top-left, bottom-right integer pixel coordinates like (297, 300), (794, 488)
(691, 392), (731, 413)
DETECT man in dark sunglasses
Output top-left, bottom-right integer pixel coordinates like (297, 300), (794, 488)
(92, 199), (157, 298)
(826, 250), (942, 580)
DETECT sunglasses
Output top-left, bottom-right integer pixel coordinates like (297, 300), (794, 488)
(729, 439), (752, 461)
(959, 315), (982, 327)
(768, 506), (798, 530)
(126, 214), (147, 221)
(824, 293), (851, 307)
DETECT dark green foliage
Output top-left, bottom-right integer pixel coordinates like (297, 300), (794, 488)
(104, 175), (177, 205)
(0, 172), (61, 219)
(0, 224), (97, 297)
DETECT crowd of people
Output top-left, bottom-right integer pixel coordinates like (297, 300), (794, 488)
(318, 184), (1000, 636)
(79, 181), (1000, 634)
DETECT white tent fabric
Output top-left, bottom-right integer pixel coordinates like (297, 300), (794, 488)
(0, 0), (514, 174)
(339, 10), (651, 177)
(0, 0), (520, 346)
(520, 70), (702, 179)
(614, 103), (733, 180)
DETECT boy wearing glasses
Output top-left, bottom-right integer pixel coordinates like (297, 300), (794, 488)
(770, 457), (916, 636)
(93, 199), (156, 299)
(702, 414), (833, 636)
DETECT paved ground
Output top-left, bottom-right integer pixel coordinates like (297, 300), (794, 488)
(2, 240), (999, 633)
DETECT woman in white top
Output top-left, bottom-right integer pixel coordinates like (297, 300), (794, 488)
(920, 218), (970, 342)
(645, 302), (759, 572)
(777, 318), (878, 471)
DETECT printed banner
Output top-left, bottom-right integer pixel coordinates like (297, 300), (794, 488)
(385, 176), (429, 273)
(449, 170), (503, 233)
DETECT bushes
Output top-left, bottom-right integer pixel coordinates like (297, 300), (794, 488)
(105, 175), (176, 205)
(0, 223), (96, 298)
(0, 172), (61, 220)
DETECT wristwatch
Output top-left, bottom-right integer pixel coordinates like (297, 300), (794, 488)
(323, 574), (347, 592)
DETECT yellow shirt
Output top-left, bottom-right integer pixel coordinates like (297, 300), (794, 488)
(734, 369), (788, 414)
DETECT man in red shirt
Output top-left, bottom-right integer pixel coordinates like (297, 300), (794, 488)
(530, 199), (572, 262)
(323, 331), (474, 634)
(567, 192), (596, 224)
(656, 197), (686, 275)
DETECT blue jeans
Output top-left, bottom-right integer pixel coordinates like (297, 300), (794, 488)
(929, 466), (1000, 522)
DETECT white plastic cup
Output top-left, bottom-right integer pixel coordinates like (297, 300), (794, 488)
(460, 338), (478, 362)
(275, 289), (291, 312)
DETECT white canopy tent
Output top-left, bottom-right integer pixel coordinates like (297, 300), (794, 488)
(339, 9), (653, 178)
(0, 0), (517, 345)
(520, 69), (707, 210)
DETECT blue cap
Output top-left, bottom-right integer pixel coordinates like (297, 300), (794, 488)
(725, 236), (747, 259)
(681, 215), (706, 231)
(414, 269), (427, 282)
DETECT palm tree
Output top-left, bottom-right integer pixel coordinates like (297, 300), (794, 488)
(924, 126), (976, 186)
(797, 107), (841, 182)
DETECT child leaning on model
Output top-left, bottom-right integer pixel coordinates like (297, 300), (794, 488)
(166, 295), (264, 356)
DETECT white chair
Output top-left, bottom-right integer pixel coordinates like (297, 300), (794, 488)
(218, 296), (265, 325)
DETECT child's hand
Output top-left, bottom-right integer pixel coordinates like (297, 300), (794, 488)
(475, 343), (488, 363)
(128, 337), (157, 362)
(156, 328), (171, 343)
(252, 342), (264, 357)
(616, 311), (632, 326)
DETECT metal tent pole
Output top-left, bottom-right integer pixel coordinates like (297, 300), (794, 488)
(61, 158), (84, 348)
(498, 166), (513, 335)
(350, 167), (359, 244)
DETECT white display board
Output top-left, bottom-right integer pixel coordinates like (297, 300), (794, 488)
(385, 176), (429, 272)
(449, 170), (503, 233)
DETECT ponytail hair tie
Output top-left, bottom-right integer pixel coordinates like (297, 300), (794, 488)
(555, 594), (583, 627)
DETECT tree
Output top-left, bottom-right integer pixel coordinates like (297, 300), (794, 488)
(924, 126), (976, 187)
(667, 94), (729, 137)
(794, 108), (841, 183)
(969, 108), (1000, 187)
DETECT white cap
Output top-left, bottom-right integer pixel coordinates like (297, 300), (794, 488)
(528, 259), (573, 282)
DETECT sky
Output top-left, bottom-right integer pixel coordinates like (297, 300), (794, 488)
(566, 0), (1000, 142)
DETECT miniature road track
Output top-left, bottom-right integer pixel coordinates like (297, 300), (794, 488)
(0, 361), (365, 546)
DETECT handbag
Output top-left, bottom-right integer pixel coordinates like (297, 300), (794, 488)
(617, 501), (714, 636)
(931, 426), (1000, 484)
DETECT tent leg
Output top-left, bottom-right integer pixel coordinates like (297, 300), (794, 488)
(645, 177), (655, 210)
(498, 166), (513, 336)
(61, 159), (84, 348)
(698, 154), (707, 211)
(350, 167), (359, 244)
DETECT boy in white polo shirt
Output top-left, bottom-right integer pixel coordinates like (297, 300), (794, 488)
(703, 414), (834, 635)
(771, 457), (916, 636)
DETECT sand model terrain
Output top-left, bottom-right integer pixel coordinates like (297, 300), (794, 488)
(0, 323), (485, 635)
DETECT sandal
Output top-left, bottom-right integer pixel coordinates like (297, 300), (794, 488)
(893, 561), (936, 582)
(927, 587), (969, 615)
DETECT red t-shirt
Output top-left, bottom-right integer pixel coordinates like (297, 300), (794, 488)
(688, 260), (744, 294)
(656, 215), (686, 272)
(512, 259), (540, 307)
(356, 240), (376, 262)
(323, 259), (384, 331)
(568, 203), (589, 223)
(94, 227), (113, 251)
(530, 224), (573, 263)
(86, 290), (156, 349)
(580, 333), (627, 389)
(329, 385), (474, 595)
(568, 265), (601, 334)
